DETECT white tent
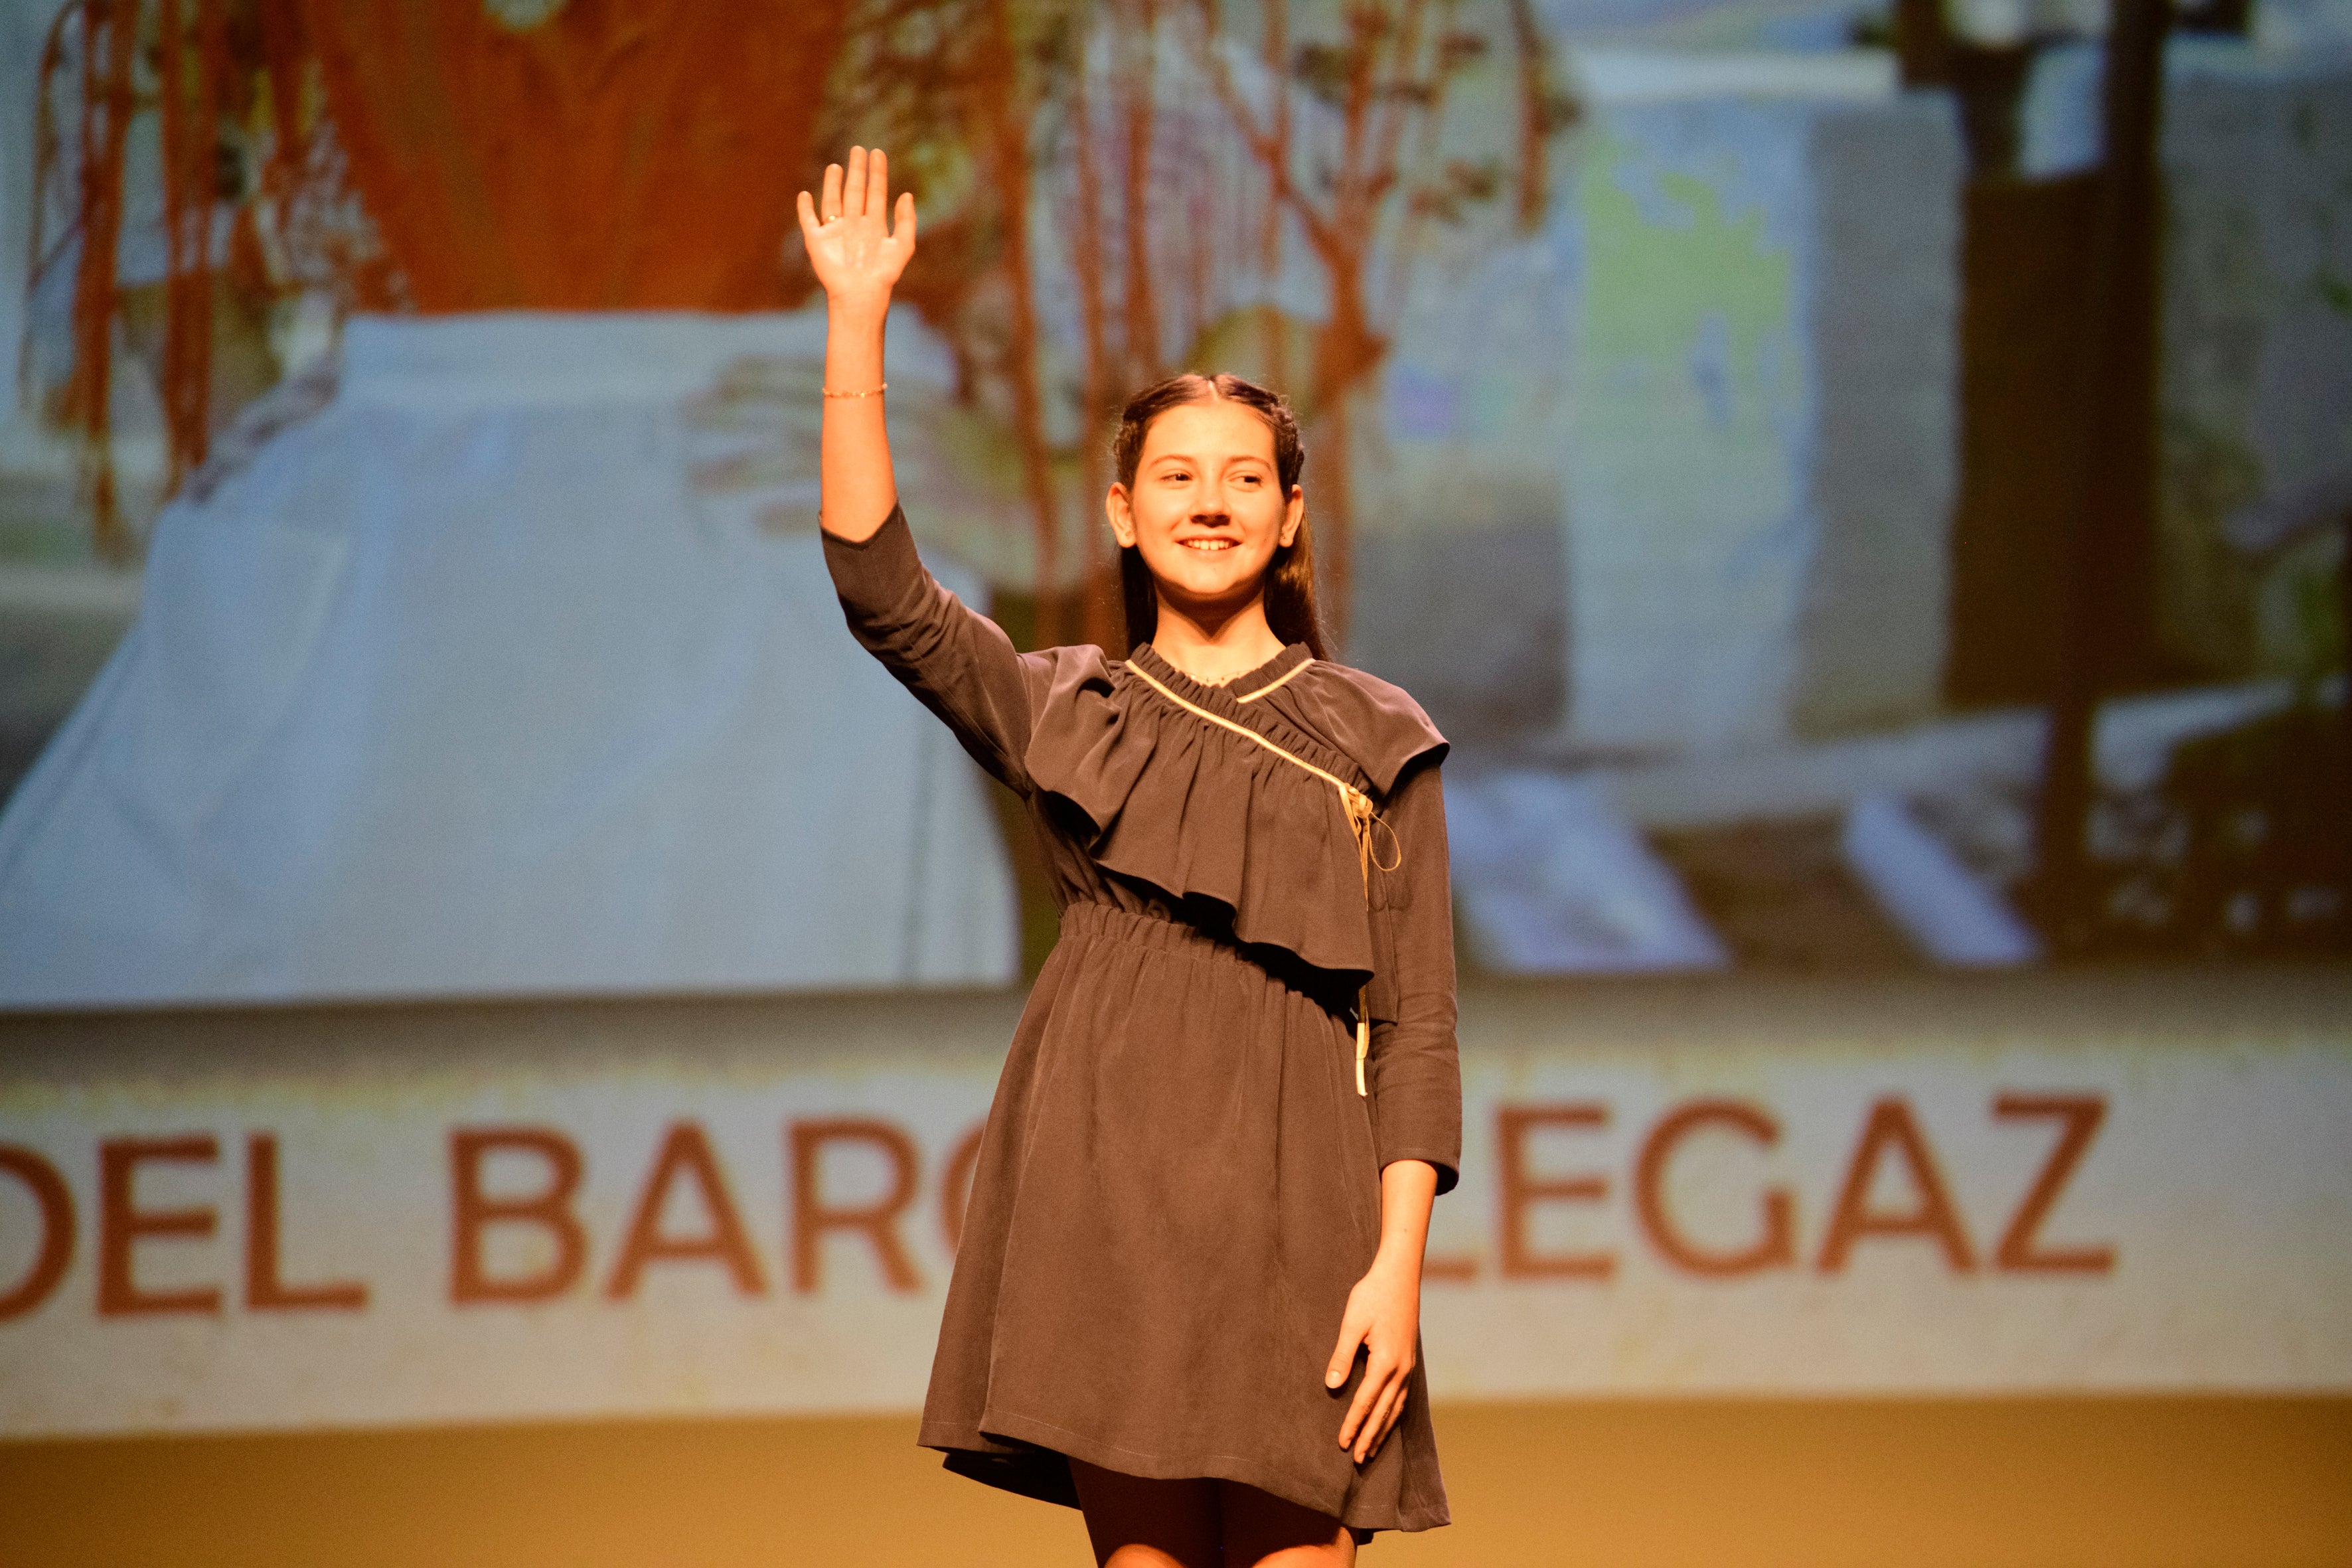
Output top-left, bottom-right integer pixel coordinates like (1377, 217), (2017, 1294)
(0, 311), (1016, 1004)
(1445, 770), (1729, 973)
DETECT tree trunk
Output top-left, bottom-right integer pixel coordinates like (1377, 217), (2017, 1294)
(1259, 0), (1291, 390)
(159, 0), (228, 493)
(1308, 257), (1384, 649)
(978, 0), (1064, 647)
(1071, 33), (1121, 653)
(1119, 0), (1162, 386)
(2029, 0), (2173, 947)
(69, 0), (140, 560)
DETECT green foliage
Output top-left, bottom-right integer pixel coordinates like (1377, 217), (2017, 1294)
(2087, 693), (2351, 957)
(1437, 28), (1490, 69)
(1290, 17), (1494, 114)
(1847, 5), (1897, 47)
(2150, 704), (2350, 953)
(1410, 157), (1502, 224)
(1291, 40), (1356, 106)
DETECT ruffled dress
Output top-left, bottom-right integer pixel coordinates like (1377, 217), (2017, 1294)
(825, 509), (1460, 1535)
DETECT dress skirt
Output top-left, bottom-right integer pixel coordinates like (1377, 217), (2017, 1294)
(918, 903), (1450, 1535)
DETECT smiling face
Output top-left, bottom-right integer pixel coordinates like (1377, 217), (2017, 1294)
(1107, 398), (1304, 625)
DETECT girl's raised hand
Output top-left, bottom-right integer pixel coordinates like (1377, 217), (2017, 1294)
(797, 147), (917, 316)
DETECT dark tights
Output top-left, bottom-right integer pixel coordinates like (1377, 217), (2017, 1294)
(1069, 1456), (1357, 1567)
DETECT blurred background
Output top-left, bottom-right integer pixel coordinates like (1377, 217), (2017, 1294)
(0, 0), (2347, 1562)
(3, 0), (2350, 991)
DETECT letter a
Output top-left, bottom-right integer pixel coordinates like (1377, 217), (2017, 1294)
(606, 1122), (767, 1298)
(1817, 1097), (1976, 1273)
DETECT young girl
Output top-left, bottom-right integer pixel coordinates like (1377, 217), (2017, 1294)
(801, 147), (1458, 1568)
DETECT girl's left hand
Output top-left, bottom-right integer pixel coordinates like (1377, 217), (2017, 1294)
(796, 146), (915, 317)
(1326, 1253), (1421, 1463)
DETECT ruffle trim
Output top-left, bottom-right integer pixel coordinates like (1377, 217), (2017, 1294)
(1024, 643), (1445, 981)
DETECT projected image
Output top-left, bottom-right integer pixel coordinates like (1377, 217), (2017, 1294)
(0, 0), (2345, 1004)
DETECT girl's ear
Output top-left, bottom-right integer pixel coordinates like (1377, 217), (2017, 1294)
(1107, 483), (1138, 548)
(1279, 486), (1304, 548)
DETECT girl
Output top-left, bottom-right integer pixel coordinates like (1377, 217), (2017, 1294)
(801, 147), (1458, 1568)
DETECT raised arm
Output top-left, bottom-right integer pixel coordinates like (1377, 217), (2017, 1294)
(799, 147), (916, 542)
(800, 149), (1049, 791)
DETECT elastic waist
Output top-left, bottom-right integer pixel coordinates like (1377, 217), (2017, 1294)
(1056, 902), (1237, 961)
(1054, 903), (1358, 1016)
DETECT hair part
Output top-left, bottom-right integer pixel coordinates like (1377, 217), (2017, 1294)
(1111, 372), (1328, 662)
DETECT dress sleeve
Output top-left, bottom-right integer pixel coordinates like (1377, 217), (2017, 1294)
(1364, 753), (1462, 1196)
(823, 506), (1044, 793)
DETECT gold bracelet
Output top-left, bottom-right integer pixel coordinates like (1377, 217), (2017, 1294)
(822, 383), (888, 398)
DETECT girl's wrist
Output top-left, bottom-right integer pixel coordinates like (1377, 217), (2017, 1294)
(825, 293), (892, 329)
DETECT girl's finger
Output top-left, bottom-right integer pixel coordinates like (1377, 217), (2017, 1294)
(1360, 1389), (1407, 1464)
(893, 191), (917, 250)
(1338, 1359), (1388, 1445)
(795, 189), (820, 241)
(1345, 1366), (1396, 1457)
(821, 162), (843, 222)
(1326, 1318), (1366, 1389)
(868, 148), (888, 220)
(1353, 1375), (1403, 1462)
(1372, 1383), (1409, 1455)
(844, 146), (867, 220)
(1382, 1385), (1409, 1445)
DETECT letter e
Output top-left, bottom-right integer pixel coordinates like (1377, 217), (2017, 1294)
(1496, 1104), (1615, 1280)
(98, 1137), (222, 1315)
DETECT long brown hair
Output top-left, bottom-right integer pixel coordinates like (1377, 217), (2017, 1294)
(1111, 373), (1328, 661)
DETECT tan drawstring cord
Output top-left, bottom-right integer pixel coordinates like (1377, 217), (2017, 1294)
(1127, 663), (1401, 1095)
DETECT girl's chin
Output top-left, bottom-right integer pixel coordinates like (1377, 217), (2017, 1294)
(1163, 564), (1255, 595)
(1154, 571), (1263, 614)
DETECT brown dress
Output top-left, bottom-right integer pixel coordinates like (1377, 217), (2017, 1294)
(825, 509), (1460, 1535)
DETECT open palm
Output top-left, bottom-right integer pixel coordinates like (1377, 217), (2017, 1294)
(797, 147), (916, 313)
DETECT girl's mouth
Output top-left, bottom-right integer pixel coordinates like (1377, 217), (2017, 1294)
(1180, 538), (1237, 552)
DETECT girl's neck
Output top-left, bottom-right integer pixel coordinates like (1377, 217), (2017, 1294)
(1148, 595), (1288, 686)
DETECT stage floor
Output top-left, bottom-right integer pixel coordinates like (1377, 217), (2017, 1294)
(3, 1396), (2345, 1565)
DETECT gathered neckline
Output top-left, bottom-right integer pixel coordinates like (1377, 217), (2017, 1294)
(1131, 641), (1310, 701)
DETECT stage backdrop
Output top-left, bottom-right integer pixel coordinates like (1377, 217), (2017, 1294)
(3, 969), (2346, 1439)
(6, 5), (2349, 1000)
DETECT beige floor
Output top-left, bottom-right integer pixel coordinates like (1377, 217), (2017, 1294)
(3, 1397), (2347, 1566)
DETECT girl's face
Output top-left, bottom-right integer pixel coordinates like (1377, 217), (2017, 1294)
(1108, 400), (1304, 620)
